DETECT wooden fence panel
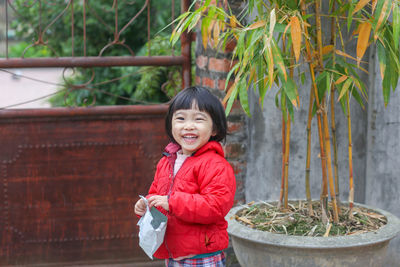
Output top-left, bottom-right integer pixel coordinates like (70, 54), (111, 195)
(0, 105), (168, 266)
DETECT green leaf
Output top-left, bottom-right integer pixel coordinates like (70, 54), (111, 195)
(350, 83), (365, 110)
(338, 78), (353, 101)
(281, 76), (298, 108)
(240, 80), (251, 116)
(373, 0), (392, 32)
(389, 53), (399, 91)
(382, 66), (391, 106)
(393, 3), (400, 50)
(225, 63), (239, 89)
(316, 71), (329, 100)
(347, 3), (355, 31)
(271, 39), (288, 82)
(281, 91), (288, 122)
(377, 40), (387, 80)
(225, 84), (239, 116)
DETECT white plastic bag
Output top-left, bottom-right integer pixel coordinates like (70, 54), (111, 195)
(137, 195), (167, 259)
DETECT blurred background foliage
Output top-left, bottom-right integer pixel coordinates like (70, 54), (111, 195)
(8, 0), (193, 106)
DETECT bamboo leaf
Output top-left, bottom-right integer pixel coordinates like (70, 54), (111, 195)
(247, 20), (267, 30)
(272, 40), (287, 81)
(335, 75), (348, 85)
(353, 0), (370, 14)
(213, 19), (221, 47)
(322, 45), (334, 55)
(222, 81), (237, 105)
(265, 42), (274, 88)
(316, 71), (329, 100)
(389, 52), (399, 91)
(290, 16), (302, 63)
(356, 21), (372, 66)
(282, 76), (299, 108)
(377, 40), (387, 80)
(393, 3), (400, 50)
(351, 84), (366, 109)
(372, 0), (378, 13)
(382, 66), (391, 106)
(374, 0), (391, 35)
(201, 17), (211, 49)
(225, 83), (239, 116)
(348, 3), (355, 31)
(269, 9), (276, 38)
(240, 80), (251, 116)
(338, 78), (353, 101)
(257, 57), (268, 107)
(336, 50), (358, 62)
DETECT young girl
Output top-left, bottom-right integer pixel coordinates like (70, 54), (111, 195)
(134, 86), (236, 267)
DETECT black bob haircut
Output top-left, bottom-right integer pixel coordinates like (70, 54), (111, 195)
(165, 86), (227, 143)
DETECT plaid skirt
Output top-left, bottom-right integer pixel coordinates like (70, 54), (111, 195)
(165, 252), (226, 267)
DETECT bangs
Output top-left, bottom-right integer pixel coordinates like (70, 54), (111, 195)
(169, 89), (211, 113)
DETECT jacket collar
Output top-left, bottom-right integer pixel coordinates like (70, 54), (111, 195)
(163, 141), (224, 158)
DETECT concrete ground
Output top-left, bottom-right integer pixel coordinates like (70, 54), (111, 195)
(0, 68), (63, 109)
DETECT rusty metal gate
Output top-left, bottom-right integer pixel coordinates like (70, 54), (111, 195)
(0, 1), (191, 265)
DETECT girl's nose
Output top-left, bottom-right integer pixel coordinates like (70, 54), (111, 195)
(184, 121), (195, 130)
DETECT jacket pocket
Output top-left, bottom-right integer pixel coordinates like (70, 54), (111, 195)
(202, 229), (221, 252)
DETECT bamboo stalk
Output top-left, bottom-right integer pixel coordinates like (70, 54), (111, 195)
(278, 113), (286, 209)
(331, 85), (341, 205)
(301, 0), (329, 222)
(284, 114), (291, 210)
(316, 0), (339, 223)
(305, 84), (315, 216)
(330, 0), (341, 209)
(322, 104), (339, 223)
(347, 92), (354, 212)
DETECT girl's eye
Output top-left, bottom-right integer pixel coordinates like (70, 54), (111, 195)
(196, 117), (205, 121)
(176, 117), (184, 121)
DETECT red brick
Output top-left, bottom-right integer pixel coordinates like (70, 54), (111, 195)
(195, 76), (201, 85)
(228, 121), (244, 133)
(202, 76), (215, 88)
(228, 160), (246, 175)
(196, 55), (208, 70)
(225, 143), (245, 158)
(209, 58), (234, 73)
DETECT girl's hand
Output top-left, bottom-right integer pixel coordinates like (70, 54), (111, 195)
(148, 195), (169, 211)
(134, 198), (146, 216)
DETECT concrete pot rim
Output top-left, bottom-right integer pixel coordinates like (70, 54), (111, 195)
(226, 201), (400, 249)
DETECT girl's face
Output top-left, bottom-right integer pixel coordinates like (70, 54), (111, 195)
(171, 103), (215, 155)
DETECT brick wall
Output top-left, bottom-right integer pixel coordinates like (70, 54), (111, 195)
(195, 15), (246, 205)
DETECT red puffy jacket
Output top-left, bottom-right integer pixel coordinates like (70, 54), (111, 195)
(146, 141), (236, 259)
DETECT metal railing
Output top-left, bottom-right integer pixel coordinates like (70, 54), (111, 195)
(0, 0), (192, 98)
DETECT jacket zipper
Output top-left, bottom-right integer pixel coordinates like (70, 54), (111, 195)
(165, 155), (190, 259)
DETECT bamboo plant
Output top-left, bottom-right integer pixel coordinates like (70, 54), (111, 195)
(171, 0), (400, 224)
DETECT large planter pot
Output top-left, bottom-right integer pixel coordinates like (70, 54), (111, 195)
(227, 202), (400, 267)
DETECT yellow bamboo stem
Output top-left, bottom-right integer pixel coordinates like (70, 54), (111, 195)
(301, 0), (329, 220)
(278, 114), (286, 209)
(347, 92), (354, 211)
(330, 1), (341, 208)
(284, 115), (291, 210)
(305, 85), (315, 216)
(331, 85), (341, 204)
(316, 0), (339, 223)
(322, 103), (339, 223)
(315, 0), (324, 68)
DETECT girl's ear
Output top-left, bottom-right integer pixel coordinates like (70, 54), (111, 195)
(212, 127), (217, 137)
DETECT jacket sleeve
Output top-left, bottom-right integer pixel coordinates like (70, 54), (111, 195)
(168, 160), (236, 224)
(145, 158), (169, 216)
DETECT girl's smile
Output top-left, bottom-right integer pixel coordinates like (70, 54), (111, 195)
(172, 104), (215, 155)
